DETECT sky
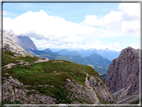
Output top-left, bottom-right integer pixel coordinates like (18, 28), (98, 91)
(3, 2), (140, 51)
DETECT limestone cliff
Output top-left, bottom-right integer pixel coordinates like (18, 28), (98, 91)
(105, 46), (140, 104)
(3, 33), (31, 57)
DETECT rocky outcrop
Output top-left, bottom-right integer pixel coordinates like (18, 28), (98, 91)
(2, 42), (116, 104)
(2, 75), (56, 104)
(17, 36), (37, 52)
(89, 76), (115, 103)
(3, 33), (31, 57)
(3, 30), (37, 52)
(2, 73), (115, 104)
(105, 46), (140, 104)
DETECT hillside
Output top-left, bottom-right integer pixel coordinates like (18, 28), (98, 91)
(4, 32), (111, 74)
(2, 50), (116, 104)
(29, 49), (111, 74)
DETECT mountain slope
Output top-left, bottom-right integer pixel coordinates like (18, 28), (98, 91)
(3, 33), (31, 57)
(4, 32), (111, 74)
(105, 46), (140, 104)
(17, 36), (37, 51)
(2, 50), (116, 104)
(67, 53), (111, 74)
(56, 49), (83, 57)
(3, 31), (37, 52)
(30, 49), (111, 74)
(77, 48), (120, 61)
(91, 48), (120, 61)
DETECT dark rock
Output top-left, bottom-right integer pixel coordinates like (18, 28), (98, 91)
(3, 44), (10, 51)
(17, 36), (37, 51)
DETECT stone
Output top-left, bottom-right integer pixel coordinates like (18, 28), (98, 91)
(105, 46), (140, 103)
(3, 33), (31, 57)
(2, 75), (55, 104)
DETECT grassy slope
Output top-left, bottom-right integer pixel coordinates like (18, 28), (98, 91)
(2, 50), (106, 104)
(30, 49), (111, 74)
(2, 50), (39, 66)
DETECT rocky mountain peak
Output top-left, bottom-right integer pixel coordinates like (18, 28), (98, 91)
(119, 46), (139, 58)
(105, 46), (140, 104)
(43, 48), (52, 53)
(17, 36), (37, 51)
(3, 33), (31, 57)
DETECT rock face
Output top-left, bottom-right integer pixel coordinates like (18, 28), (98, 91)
(2, 74), (116, 104)
(3, 31), (37, 53)
(2, 75), (55, 104)
(2, 34), (116, 104)
(3, 33), (30, 57)
(17, 36), (37, 52)
(105, 46), (140, 104)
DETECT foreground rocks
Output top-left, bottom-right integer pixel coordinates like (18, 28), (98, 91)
(105, 46), (140, 104)
(3, 73), (115, 104)
(2, 75), (56, 104)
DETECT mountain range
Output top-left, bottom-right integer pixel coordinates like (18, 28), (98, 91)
(24, 48), (111, 74)
(7, 33), (117, 74)
(2, 32), (140, 104)
(2, 33), (116, 104)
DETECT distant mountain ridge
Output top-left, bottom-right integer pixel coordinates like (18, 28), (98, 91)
(56, 49), (84, 57)
(29, 49), (111, 74)
(77, 48), (120, 61)
(4, 32), (112, 74)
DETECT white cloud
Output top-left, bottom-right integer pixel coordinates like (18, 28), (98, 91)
(130, 44), (140, 50)
(3, 3), (140, 51)
(3, 11), (9, 15)
(81, 3), (140, 34)
(32, 38), (121, 51)
(82, 40), (121, 51)
(3, 10), (94, 43)
(119, 3), (140, 20)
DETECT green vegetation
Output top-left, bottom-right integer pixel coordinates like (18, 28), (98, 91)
(31, 49), (111, 74)
(2, 50), (106, 104)
(96, 92), (115, 104)
(71, 98), (91, 104)
(2, 100), (21, 104)
(2, 50), (39, 66)
(96, 92), (107, 104)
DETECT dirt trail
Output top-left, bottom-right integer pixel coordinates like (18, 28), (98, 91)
(34, 58), (49, 63)
(3, 58), (49, 69)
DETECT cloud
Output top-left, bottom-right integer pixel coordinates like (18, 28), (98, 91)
(3, 10), (93, 43)
(3, 3), (140, 51)
(81, 3), (140, 34)
(32, 38), (121, 51)
(119, 3), (140, 20)
(3, 11), (9, 15)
